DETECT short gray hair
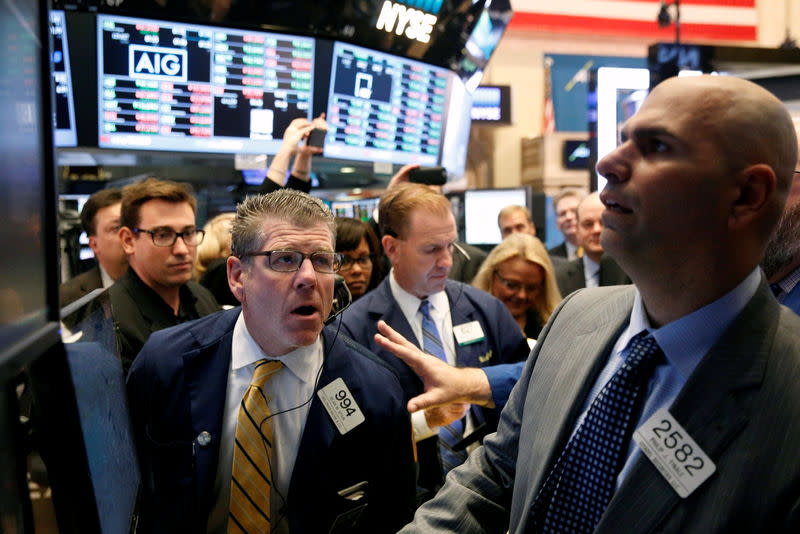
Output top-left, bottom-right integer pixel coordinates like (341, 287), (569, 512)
(231, 189), (336, 261)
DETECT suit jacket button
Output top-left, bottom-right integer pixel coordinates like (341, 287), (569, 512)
(196, 431), (212, 447)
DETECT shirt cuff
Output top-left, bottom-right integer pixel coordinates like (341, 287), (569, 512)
(411, 410), (437, 442)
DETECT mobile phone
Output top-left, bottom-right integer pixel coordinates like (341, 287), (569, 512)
(408, 166), (447, 186)
(307, 128), (327, 149)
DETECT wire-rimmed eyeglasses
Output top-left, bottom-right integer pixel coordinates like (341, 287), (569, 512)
(242, 250), (343, 274)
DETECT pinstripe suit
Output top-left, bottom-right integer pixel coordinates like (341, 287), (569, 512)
(400, 282), (800, 533)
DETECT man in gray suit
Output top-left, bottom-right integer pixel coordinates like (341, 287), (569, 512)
(555, 192), (629, 295)
(377, 75), (800, 532)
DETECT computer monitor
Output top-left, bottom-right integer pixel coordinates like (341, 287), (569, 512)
(595, 67), (649, 191)
(440, 75), (473, 179)
(96, 13), (315, 154)
(471, 85), (511, 125)
(463, 187), (531, 246)
(323, 41), (449, 165)
(50, 9), (78, 147)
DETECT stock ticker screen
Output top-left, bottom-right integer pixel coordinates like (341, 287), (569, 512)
(96, 14), (314, 154)
(324, 41), (449, 165)
(51, 9), (78, 147)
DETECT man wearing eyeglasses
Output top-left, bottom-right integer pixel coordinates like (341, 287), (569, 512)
(127, 189), (415, 533)
(110, 177), (219, 373)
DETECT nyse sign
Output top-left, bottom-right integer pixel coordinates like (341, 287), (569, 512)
(375, 0), (437, 44)
(128, 44), (188, 82)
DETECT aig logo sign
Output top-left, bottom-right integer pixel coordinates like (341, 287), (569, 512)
(129, 45), (187, 82)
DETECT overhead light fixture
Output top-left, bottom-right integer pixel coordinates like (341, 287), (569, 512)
(340, 166), (356, 173)
(656, 0), (681, 44)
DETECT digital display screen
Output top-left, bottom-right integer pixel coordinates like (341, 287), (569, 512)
(97, 14), (314, 154)
(596, 67), (649, 191)
(50, 10), (77, 147)
(464, 188), (529, 245)
(471, 85), (510, 124)
(324, 41), (449, 165)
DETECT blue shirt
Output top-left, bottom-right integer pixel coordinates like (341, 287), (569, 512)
(575, 267), (762, 488)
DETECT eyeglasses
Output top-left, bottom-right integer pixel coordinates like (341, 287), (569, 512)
(243, 250), (343, 274)
(493, 271), (542, 295)
(339, 254), (374, 271)
(133, 227), (205, 247)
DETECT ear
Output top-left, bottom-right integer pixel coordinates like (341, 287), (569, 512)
(227, 256), (246, 304)
(729, 163), (776, 231)
(382, 234), (398, 265)
(119, 226), (136, 255)
(87, 235), (100, 254)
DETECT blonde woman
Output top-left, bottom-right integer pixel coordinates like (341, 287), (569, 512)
(194, 212), (236, 305)
(472, 233), (562, 339)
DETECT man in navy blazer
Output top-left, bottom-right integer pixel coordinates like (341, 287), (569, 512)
(127, 189), (415, 533)
(341, 183), (530, 495)
(382, 75), (800, 533)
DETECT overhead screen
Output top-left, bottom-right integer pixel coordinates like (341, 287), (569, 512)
(324, 41), (449, 165)
(595, 67), (649, 192)
(464, 187), (530, 246)
(96, 14), (314, 154)
(50, 9), (77, 147)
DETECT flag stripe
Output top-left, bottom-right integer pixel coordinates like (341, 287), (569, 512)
(509, 13), (756, 42)
(509, 0), (757, 42)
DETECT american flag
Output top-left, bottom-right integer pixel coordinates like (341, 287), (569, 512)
(509, 0), (757, 42)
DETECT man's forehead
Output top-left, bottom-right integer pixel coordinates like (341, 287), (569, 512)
(262, 218), (333, 245)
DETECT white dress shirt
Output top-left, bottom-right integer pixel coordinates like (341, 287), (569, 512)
(388, 270), (462, 441)
(583, 255), (600, 288)
(207, 311), (323, 534)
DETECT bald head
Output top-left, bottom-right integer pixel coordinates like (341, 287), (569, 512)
(596, 76), (796, 323)
(651, 76), (796, 234)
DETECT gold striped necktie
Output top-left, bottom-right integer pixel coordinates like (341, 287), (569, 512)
(228, 359), (284, 533)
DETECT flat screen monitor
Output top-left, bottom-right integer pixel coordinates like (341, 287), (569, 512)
(96, 14), (315, 154)
(50, 9), (78, 147)
(324, 41), (449, 165)
(440, 75), (472, 179)
(464, 187), (530, 246)
(471, 85), (511, 125)
(596, 67), (649, 191)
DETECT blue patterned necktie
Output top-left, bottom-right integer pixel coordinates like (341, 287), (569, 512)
(529, 333), (664, 533)
(419, 299), (468, 472)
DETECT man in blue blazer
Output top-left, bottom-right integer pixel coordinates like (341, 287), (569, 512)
(341, 183), (530, 495)
(382, 76), (800, 533)
(127, 189), (415, 533)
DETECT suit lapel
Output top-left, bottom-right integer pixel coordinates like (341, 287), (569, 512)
(597, 283), (778, 533)
(515, 288), (633, 518)
(183, 310), (238, 512)
(446, 283), (490, 367)
(369, 279), (419, 348)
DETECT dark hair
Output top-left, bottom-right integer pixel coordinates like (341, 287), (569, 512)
(119, 177), (197, 230)
(80, 188), (122, 236)
(335, 217), (383, 292)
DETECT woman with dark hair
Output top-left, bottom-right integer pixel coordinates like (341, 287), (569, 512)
(335, 217), (383, 300)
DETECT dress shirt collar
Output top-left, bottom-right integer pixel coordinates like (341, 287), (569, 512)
(582, 255), (600, 287)
(99, 264), (114, 288)
(773, 263), (800, 301)
(566, 241), (579, 260)
(620, 267), (761, 380)
(389, 269), (450, 324)
(232, 310), (322, 384)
